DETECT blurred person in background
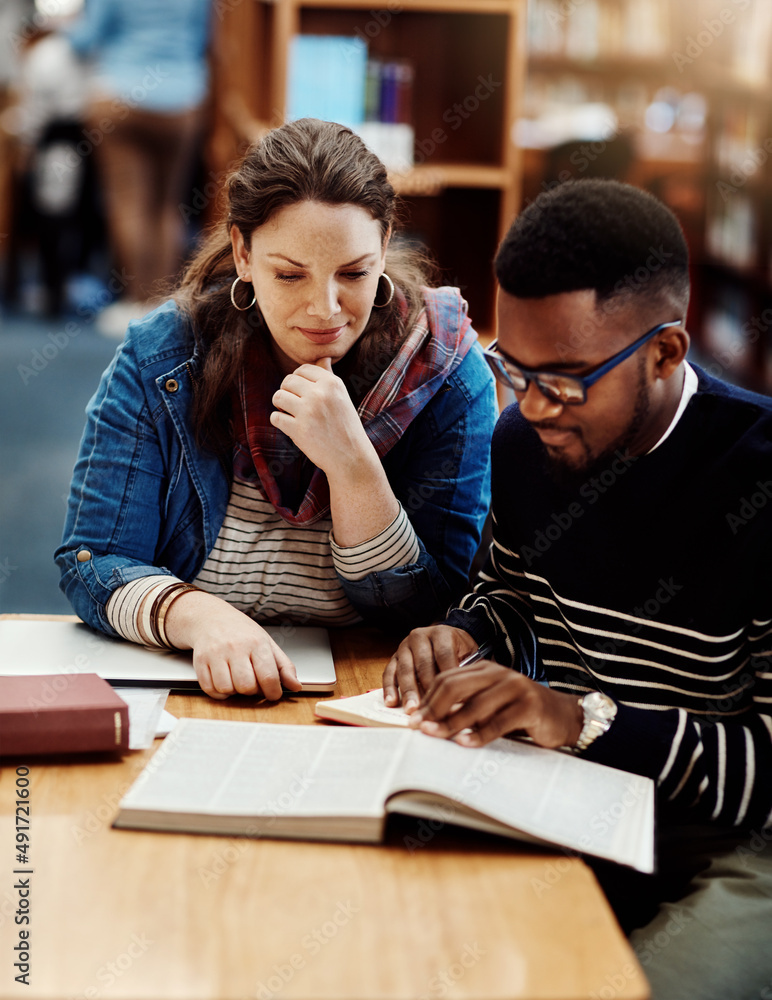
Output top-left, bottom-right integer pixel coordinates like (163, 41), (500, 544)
(1, 1), (38, 306)
(1, 26), (96, 316)
(64, 0), (212, 337)
(0, 0), (27, 247)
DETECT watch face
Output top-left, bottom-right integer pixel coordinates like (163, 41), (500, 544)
(585, 691), (617, 721)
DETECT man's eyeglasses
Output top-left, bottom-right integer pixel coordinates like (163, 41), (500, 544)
(482, 320), (682, 406)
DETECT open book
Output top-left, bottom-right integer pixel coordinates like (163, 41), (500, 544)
(114, 719), (655, 872)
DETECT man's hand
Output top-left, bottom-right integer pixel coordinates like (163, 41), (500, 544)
(408, 662), (583, 749)
(164, 590), (302, 700)
(382, 625), (480, 713)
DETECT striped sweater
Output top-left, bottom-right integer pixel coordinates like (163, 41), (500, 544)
(446, 366), (772, 830)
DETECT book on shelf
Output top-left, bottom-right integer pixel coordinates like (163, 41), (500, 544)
(376, 58), (414, 126)
(356, 56), (415, 171)
(113, 718), (655, 873)
(713, 105), (766, 176)
(355, 121), (414, 172)
(527, 0), (669, 59)
(287, 35), (368, 128)
(706, 190), (757, 271)
(0, 673), (129, 757)
(286, 33), (415, 171)
(699, 284), (755, 382)
(730, 0), (772, 86)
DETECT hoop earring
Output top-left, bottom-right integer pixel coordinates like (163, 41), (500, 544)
(372, 273), (395, 309)
(230, 276), (256, 312)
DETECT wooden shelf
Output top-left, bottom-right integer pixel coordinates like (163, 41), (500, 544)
(295, 0), (521, 12)
(527, 55), (772, 102)
(389, 163), (512, 195)
(528, 55), (672, 77)
(693, 69), (772, 103)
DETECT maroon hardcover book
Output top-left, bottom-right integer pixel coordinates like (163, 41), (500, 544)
(0, 674), (130, 756)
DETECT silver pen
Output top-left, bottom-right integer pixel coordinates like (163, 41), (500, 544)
(458, 640), (494, 668)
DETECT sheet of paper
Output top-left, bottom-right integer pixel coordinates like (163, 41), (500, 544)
(156, 709), (177, 736)
(113, 688), (170, 749)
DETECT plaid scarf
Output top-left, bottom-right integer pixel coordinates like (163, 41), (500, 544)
(231, 286), (477, 525)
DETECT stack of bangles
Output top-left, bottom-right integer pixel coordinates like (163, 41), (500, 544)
(139, 581), (201, 649)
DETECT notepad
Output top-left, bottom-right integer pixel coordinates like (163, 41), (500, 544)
(315, 687), (411, 727)
(0, 620), (336, 692)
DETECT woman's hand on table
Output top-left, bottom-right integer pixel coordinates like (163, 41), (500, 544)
(164, 590), (302, 700)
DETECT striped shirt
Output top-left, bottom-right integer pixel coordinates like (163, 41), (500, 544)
(106, 478), (420, 635)
(446, 366), (772, 830)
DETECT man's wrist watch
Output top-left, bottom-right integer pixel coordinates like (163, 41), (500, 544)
(574, 692), (617, 752)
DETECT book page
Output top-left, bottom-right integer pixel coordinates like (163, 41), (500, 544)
(291, 727), (407, 815)
(389, 733), (654, 873)
(120, 719), (410, 820)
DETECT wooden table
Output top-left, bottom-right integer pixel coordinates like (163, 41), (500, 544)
(0, 619), (649, 999)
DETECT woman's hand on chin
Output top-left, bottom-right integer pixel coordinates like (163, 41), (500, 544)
(269, 357), (373, 477)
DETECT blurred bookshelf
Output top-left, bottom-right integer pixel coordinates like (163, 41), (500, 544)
(208, 0), (529, 341)
(520, 0), (772, 395)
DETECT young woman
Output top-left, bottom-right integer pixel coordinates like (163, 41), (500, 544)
(56, 118), (496, 699)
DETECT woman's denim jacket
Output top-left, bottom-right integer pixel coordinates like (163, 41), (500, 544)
(56, 297), (496, 635)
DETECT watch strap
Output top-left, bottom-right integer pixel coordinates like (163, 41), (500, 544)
(574, 693), (617, 753)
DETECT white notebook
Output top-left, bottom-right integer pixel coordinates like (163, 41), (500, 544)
(0, 620), (336, 692)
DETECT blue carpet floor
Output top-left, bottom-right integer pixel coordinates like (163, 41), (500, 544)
(0, 309), (118, 613)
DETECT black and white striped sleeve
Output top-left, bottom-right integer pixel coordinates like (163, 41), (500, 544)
(105, 574), (183, 647)
(583, 615), (772, 829)
(330, 505), (421, 582)
(445, 511), (540, 677)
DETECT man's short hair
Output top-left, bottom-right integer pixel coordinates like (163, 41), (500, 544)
(495, 180), (690, 309)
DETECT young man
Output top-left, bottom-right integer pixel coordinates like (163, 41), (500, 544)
(383, 180), (772, 999)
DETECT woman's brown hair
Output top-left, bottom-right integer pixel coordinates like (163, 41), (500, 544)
(174, 118), (435, 457)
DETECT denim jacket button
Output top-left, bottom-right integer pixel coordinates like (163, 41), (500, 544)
(76, 549), (92, 562)
(165, 378), (179, 393)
